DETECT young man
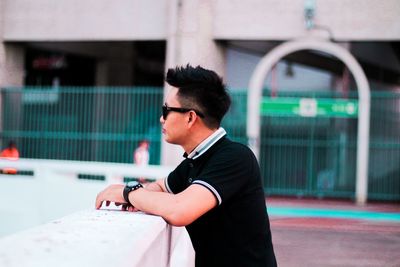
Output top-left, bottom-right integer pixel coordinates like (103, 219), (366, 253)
(95, 65), (277, 267)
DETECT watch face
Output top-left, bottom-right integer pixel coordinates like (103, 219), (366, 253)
(127, 181), (140, 187)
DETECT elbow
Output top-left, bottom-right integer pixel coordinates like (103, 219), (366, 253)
(165, 210), (195, 227)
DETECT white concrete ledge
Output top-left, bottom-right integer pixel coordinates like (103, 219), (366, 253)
(0, 159), (174, 237)
(0, 210), (194, 267)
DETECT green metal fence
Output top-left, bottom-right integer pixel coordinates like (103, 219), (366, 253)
(0, 87), (399, 201)
(368, 91), (400, 200)
(259, 91), (358, 199)
(1, 87), (163, 164)
(257, 90), (399, 201)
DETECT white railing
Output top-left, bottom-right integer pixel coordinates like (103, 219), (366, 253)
(0, 209), (194, 267)
(0, 158), (194, 267)
(0, 158), (174, 237)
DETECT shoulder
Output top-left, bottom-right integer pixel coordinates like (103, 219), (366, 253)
(210, 138), (256, 162)
(218, 138), (254, 154)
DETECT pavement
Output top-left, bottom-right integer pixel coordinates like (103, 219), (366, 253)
(266, 197), (400, 267)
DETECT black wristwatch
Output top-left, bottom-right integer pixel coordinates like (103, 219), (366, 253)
(123, 181), (143, 203)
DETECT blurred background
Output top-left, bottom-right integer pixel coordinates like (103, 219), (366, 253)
(0, 0), (399, 236)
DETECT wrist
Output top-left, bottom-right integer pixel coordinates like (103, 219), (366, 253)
(123, 181), (143, 203)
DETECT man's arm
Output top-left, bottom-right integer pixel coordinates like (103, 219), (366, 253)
(129, 184), (217, 226)
(95, 183), (217, 227)
(145, 178), (167, 192)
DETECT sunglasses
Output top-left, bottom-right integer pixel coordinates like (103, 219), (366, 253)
(162, 105), (205, 120)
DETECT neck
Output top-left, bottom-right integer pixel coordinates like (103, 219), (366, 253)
(182, 127), (217, 155)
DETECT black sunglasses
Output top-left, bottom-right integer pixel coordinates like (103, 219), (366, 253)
(162, 105), (205, 120)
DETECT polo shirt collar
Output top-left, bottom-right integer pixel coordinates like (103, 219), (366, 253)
(185, 127), (226, 160)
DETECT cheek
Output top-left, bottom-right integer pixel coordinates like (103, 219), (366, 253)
(165, 120), (184, 141)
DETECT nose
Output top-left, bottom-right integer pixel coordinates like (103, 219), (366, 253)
(160, 115), (164, 124)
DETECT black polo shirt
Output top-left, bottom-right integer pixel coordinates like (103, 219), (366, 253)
(166, 136), (277, 267)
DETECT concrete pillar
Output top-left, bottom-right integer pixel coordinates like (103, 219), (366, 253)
(0, 1), (25, 148)
(0, 46), (25, 87)
(0, 0), (25, 87)
(0, 44), (25, 147)
(95, 60), (108, 86)
(161, 0), (227, 166)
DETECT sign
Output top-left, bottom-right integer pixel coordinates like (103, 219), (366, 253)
(260, 97), (358, 118)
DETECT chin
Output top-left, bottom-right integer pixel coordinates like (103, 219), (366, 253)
(164, 137), (178, 145)
(163, 135), (172, 144)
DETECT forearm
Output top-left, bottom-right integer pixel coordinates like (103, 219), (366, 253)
(144, 180), (165, 192)
(129, 188), (184, 225)
(128, 183), (217, 227)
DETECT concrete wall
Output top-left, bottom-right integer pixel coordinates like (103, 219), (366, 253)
(4, 0), (399, 42)
(3, 0), (168, 41)
(213, 0), (400, 40)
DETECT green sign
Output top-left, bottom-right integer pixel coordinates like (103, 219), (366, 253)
(261, 97), (358, 118)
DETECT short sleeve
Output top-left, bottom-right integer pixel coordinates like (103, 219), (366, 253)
(165, 160), (188, 194)
(192, 144), (256, 205)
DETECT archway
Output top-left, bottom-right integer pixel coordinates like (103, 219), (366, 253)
(247, 37), (370, 204)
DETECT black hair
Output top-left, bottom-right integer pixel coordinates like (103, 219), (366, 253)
(7, 141), (16, 148)
(165, 64), (231, 129)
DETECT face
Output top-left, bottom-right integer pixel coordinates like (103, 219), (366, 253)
(160, 87), (189, 145)
(140, 141), (149, 149)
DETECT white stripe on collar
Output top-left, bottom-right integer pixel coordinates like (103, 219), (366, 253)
(186, 128), (226, 160)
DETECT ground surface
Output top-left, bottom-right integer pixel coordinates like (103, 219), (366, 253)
(267, 197), (400, 267)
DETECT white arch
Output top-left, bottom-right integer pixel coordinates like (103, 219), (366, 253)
(247, 37), (370, 204)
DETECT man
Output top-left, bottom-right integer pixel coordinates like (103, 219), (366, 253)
(95, 65), (277, 267)
(133, 139), (150, 166)
(0, 141), (19, 160)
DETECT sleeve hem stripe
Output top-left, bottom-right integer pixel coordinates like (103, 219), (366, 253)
(192, 180), (222, 205)
(165, 177), (173, 193)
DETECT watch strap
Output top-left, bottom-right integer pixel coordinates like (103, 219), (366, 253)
(123, 183), (143, 203)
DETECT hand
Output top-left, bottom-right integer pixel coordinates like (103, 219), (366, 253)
(95, 184), (128, 210)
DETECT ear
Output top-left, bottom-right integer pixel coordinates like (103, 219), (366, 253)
(187, 111), (196, 125)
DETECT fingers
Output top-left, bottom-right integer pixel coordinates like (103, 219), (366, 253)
(95, 184), (126, 210)
(96, 199), (138, 212)
(128, 206), (139, 212)
(95, 194), (103, 209)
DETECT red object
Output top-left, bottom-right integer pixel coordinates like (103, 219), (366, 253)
(0, 147), (19, 174)
(0, 148), (19, 160)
